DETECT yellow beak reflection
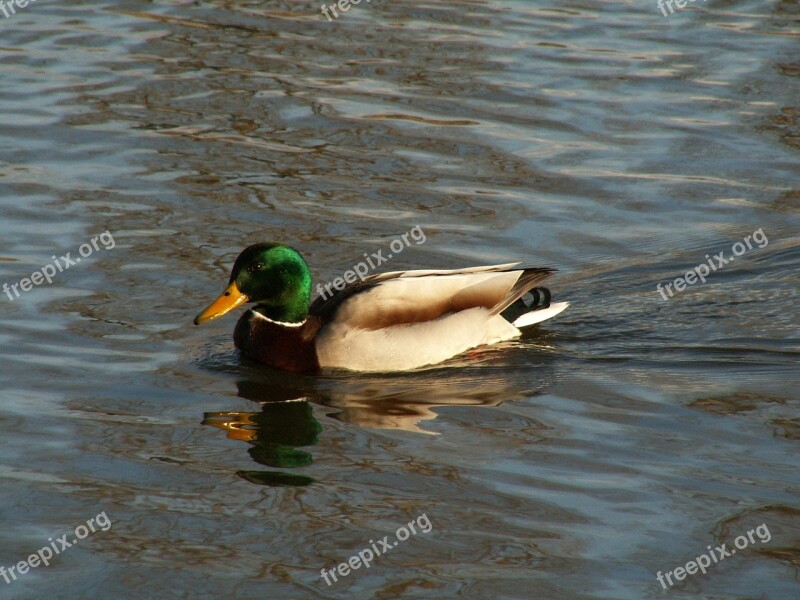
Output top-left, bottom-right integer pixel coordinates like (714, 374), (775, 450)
(194, 281), (249, 325)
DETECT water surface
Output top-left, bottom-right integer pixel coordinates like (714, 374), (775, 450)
(0, 1), (798, 598)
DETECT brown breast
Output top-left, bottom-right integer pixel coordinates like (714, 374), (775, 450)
(233, 310), (322, 374)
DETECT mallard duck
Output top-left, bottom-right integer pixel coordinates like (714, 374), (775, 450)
(194, 243), (568, 373)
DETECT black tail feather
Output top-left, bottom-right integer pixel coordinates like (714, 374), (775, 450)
(500, 287), (553, 322)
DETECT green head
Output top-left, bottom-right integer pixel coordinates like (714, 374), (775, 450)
(194, 243), (312, 325)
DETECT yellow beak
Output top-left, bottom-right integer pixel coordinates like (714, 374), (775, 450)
(194, 281), (249, 325)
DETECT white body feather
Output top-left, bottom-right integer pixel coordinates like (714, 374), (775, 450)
(316, 308), (519, 371)
(314, 266), (568, 372)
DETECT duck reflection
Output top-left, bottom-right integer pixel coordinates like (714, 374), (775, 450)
(203, 377), (321, 486)
(203, 351), (554, 486)
(317, 374), (536, 433)
(204, 398), (320, 486)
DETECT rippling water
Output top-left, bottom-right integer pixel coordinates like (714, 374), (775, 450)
(1, 1), (798, 598)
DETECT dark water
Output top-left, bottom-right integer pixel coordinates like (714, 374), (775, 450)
(1, 1), (798, 598)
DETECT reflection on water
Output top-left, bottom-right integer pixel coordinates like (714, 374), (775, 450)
(204, 359), (554, 485)
(204, 398), (320, 487)
(204, 376), (320, 485)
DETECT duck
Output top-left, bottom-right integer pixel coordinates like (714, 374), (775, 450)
(194, 243), (569, 373)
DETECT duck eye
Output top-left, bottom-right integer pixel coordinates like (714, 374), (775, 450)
(249, 263), (264, 274)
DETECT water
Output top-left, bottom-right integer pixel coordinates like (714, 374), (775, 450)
(1, 1), (798, 598)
